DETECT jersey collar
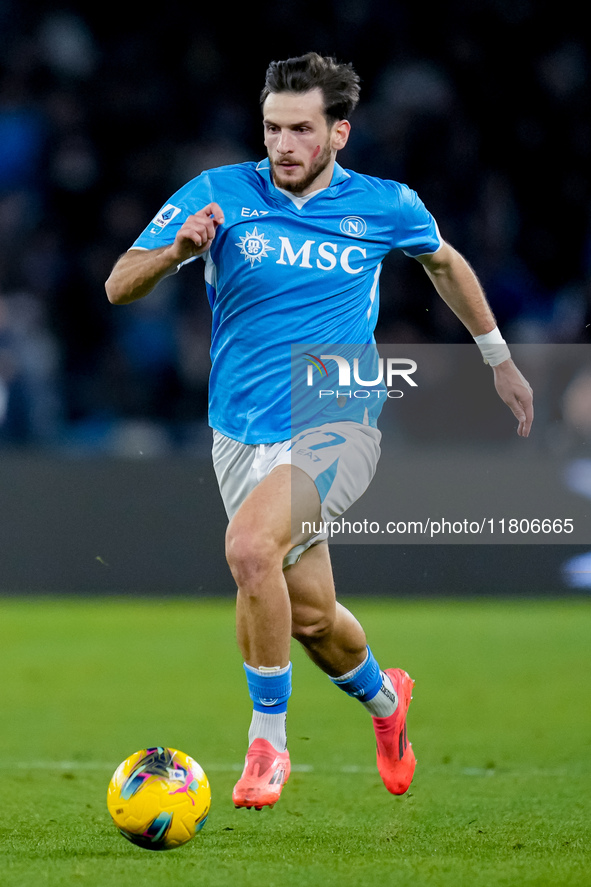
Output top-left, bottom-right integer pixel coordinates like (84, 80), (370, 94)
(255, 158), (350, 200)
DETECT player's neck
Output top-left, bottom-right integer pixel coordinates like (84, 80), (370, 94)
(275, 184), (327, 209)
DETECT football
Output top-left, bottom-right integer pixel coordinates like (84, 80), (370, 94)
(107, 746), (211, 850)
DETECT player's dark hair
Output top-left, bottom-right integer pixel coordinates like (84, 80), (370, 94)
(261, 52), (361, 122)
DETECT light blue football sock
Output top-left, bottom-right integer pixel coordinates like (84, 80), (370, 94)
(244, 663), (292, 752)
(330, 647), (398, 717)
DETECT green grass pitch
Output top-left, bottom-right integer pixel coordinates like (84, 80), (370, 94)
(0, 596), (589, 887)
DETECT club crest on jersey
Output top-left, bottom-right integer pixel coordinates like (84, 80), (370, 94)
(236, 227), (275, 267)
(150, 204), (182, 234)
(340, 216), (367, 237)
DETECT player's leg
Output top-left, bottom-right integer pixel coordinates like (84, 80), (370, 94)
(285, 541), (367, 676)
(225, 463), (320, 809)
(286, 542), (398, 711)
(229, 420), (379, 675)
(227, 462), (320, 668)
(285, 541), (416, 795)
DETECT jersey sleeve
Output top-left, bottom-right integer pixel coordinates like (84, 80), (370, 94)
(130, 172), (215, 251)
(387, 182), (442, 257)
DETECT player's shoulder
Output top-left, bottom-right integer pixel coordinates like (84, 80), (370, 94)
(204, 160), (260, 176)
(193, 160), (261, 187)
(342, 168), (416, 205)
(176, 161), (263, 204)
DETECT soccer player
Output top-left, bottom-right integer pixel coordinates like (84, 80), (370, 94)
(105, 53), (533, 810)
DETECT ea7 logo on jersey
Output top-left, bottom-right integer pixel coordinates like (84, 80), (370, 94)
(150, 204), (182, 234)
(241, 207), (270, 217)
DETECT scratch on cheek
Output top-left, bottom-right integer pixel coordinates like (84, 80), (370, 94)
(312, 145), (321, 159)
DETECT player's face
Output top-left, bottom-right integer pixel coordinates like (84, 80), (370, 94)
(263, 89), (350, 195)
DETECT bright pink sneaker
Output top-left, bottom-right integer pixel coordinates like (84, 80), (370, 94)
(372, 668), (416, 795)
(232, 738), (291, 810)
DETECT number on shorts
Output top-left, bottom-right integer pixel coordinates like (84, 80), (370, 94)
(291, 430), (346, 451)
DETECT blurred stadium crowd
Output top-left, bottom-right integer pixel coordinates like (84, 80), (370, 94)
(0, 0), (589, 453)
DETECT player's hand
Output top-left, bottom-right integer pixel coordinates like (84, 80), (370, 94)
(492, 359), (534, 437)
(170, 202), (225, 262)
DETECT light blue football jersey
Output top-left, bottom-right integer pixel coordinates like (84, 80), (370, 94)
(131, 159), (441, 443)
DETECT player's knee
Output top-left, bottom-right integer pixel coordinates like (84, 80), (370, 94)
(225, 524), (281, 589)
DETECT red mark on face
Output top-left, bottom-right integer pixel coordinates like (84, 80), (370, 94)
(312, 145), (321, 159)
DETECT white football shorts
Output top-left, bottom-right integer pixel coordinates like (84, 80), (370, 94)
(212, 421), (381, 566)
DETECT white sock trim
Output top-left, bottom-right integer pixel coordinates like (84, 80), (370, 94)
(244, 663), (291, 676)
(332, 651), (369, 683)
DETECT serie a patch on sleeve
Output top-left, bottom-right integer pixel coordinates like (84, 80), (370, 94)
(149, 204), (182, 234)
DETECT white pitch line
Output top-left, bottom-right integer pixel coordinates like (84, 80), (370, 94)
(0, 761), (570, 778)
(0, 761), (316, 774)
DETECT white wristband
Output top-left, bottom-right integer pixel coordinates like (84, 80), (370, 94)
(473, 327), (511, 366)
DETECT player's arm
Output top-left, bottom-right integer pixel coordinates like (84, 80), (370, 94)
(416, 241), (534, 438)
(105, 202), (224, 305)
